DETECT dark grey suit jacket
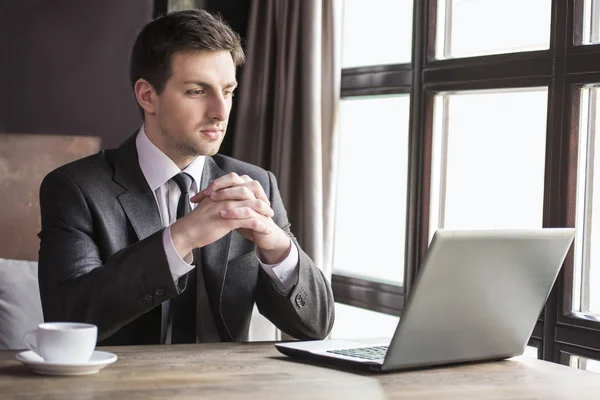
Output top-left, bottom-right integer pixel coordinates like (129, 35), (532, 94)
(38, 134), (335, 345)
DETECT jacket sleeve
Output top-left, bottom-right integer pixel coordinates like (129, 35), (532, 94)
(254, 171), (335, 340)
(38, 169), (179, 342)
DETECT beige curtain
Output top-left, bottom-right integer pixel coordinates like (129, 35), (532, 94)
(233, 0), (341, 341)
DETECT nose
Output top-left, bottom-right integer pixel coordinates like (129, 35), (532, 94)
(207, 93), (230, 122)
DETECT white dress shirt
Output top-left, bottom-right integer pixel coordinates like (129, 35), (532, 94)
(135, 126), (299, 294)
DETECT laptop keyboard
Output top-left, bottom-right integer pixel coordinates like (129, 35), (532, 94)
(327, 345), (388, 360)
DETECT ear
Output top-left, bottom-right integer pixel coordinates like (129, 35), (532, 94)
(134, 79), (158, 116)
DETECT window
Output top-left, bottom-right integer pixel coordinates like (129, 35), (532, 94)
(573, 86), (600, 317)
(333, 0), (414, 334)
(524, 346), (540, 359)
(578, 0), (600, 45)
(335, 0), (600, 365)
(569, 355), (600, 373)
(429, 88), (548, 239)
(334, 95), (410, 285)
(342, 0), (413, 68)
(435, 0), (552, 59)
(330, 303), (399, 340)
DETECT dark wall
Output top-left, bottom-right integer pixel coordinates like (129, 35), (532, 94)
(0, 2), (7, 133)
(3, 0), (153, 148)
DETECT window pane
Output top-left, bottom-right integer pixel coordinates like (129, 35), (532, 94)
(579, 0), (600, 45)
(429, 88), (548, 239)
(436, 0), (551, 59)
(342, 0), (413, 68)
(569, 355), (600, 374)
(330, 303), (399, 339)
(334, 95), (410, 285)
(573, 87), (600, 317)
(524, 346), (539, 359)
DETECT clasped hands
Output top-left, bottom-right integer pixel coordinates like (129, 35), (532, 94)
(170, 172), (291, 264)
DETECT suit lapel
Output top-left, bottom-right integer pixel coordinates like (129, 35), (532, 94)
(198, 157), (234, 339)
(112, 134), (163, 241)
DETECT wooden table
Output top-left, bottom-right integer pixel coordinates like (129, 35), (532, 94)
(1, 342), (599, 399)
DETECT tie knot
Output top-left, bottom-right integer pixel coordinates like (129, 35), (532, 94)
(171, 172), (194, 194)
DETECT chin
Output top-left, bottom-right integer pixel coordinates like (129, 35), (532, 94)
(204, 149), (219, 156)
(192, 143), (221, 156)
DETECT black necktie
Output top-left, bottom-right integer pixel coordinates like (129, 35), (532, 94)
(172, 173), (193, 220)
(161, 173), (219, 344)
(162, 173), (194, 344)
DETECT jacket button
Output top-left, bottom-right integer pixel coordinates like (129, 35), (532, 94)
(139, 293), (153, 305)
(295, 293), (305, 308)
(154, 288), (165, 297)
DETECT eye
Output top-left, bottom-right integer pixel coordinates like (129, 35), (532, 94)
(187, 89), (205, 96)
(224, 90), (235, 98)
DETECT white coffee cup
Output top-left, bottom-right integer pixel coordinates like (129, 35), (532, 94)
(23, 322), (98, 364)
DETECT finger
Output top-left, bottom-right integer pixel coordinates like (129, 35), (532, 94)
(242, 179), (270, 206)
(221, 199), (274, 218)
(201, 172), (245, 196)
(213, 177), (270, 206)
(190, 190), (209, 203)
(209, 186), (256, 202)
(228, 215), (271, 234)
(221, 205), (274, 220)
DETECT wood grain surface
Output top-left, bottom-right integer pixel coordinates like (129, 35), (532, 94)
(1, 342), (600, 399)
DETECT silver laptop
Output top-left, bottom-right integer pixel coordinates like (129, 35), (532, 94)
(275, 228), (575, 372)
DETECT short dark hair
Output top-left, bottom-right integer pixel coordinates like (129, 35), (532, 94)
(130, 9), (245, 95)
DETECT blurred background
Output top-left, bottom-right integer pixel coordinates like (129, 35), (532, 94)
(2, 0), (600, 373)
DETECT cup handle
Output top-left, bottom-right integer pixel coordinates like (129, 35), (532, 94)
(23, 329), (38, 352)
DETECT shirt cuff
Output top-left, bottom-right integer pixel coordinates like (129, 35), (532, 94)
(257, 239), (299, 295)
(162, 226), (194, 282)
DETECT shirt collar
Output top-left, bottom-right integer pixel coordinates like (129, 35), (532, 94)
(136, 125), (205, 191)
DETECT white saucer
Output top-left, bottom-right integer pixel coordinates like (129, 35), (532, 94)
(16, 350), (118, 376)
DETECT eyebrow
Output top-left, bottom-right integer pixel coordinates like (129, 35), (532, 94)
(183, 81), (238, 90)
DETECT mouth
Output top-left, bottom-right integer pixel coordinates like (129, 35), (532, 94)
(200, 128), (223, 140)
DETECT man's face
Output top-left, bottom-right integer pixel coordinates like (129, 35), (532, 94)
(155, 50), (237, 157)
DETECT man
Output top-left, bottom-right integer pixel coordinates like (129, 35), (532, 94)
(38, 10), (334, 345)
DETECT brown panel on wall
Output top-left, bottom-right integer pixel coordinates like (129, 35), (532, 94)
(0, 134), (101, 261)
